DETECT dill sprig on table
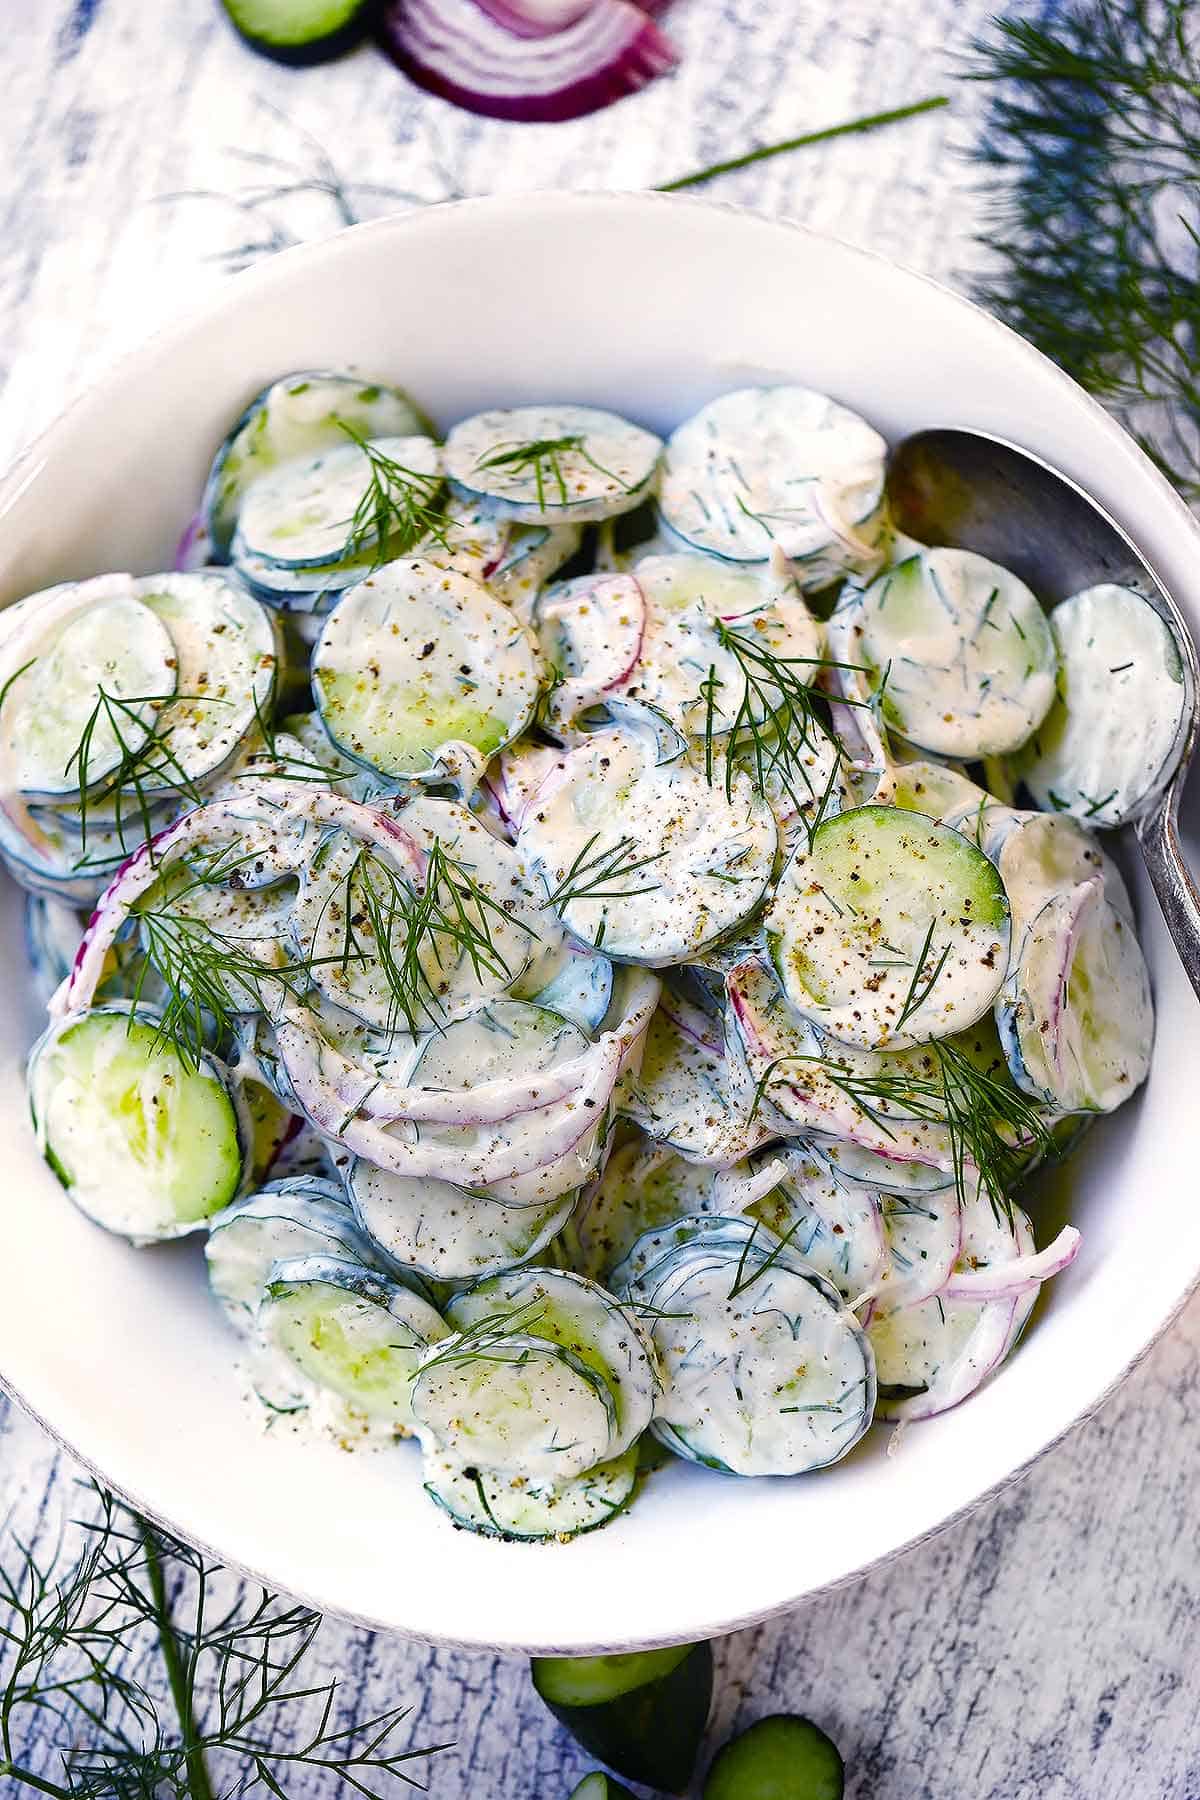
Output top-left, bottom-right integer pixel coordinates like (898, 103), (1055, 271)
(967, 0), (1200, 498)
(0, 1487), (441, 1799)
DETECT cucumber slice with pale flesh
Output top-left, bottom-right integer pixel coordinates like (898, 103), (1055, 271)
(28, 1006), (245, 1242)
(260, 1254), (448, 1428)
(205, 1178), (370, 1329)
(2, 592), (178, 802)
(766, 805), (1010, 1051)
(704, 1714), (845, 1800)
(348, 1157), (576, 1283)
(312, 558), (541, 784)
(620, 1216), (876, 1476)
(622, 553), (824, 738)
(517, 716), (777, 964)
(534, 572), (645, 732)
(997, 878), (1153, 1112)
(235, 435), (439, 568)
(1014, 582), (1189, 826)
(747, 1152), (886, 1304)
(422, 1442), (637, 1542)
(660, 387), (887, 585)
(221, 0), (371, 64)
(446, 1266), (658, 1459)
(133, 573), (278, 792)
(854, 549), (1058, 757)
(994, 809), (1133, 948)
(204, 372), (429, 558)
(622, 992), (775, 1165)
(444, 405), (662, 526)
(567, 1140), (719, 1282)
(534, 1642), (713, 1794)
(413, 1334), (618, 1479)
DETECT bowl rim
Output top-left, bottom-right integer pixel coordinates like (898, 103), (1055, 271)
(2, 187), (1198, 1653)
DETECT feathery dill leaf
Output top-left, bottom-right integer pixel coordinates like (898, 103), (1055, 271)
(336, 421), (450, 563)
(544, 833), (667, 909)
(967, 0), (1200, 498)
(474, 436), (635, 511)
(0, 1486), (441, 1797)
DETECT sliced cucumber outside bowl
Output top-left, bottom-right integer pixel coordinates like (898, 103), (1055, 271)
(220, 0), (374, 66)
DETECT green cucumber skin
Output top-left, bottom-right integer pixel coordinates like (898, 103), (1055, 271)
(703, 1713), (845, 1800)
(534, 1641), (713, 1794)
(569, 1775), (637, 1800)
(219, 0), (371, 66)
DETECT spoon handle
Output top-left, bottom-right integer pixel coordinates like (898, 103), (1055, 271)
(1135, 785), (1200, 1002)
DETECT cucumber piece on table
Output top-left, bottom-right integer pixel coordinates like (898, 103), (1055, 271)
(27, 1005), (246, 1242)
(533, 1641), (713, 1794)
(569, 1776), (636, 1800)
(704, 1714), (844, 1800)
(220, 0), (372, 67)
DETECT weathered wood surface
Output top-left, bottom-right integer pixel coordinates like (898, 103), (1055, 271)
(2, 2), (1198, 1795)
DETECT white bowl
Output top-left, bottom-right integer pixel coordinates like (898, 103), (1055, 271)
(1, 192), (1197, 1656)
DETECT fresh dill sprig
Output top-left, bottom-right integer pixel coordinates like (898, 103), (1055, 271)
(0, 1485), (441, 1798)
(752, 1039), (1052, 1221)
(416, 1299), (549, 1376)
(474, 436), (633, 512)
(326, 838), (531, 1036)
(655, 95), (949, 191)
(893, 919), (953, 1034)
(336, 420), (450, 564)
(63, 685), (214, 861)
(544, 833), (667, 909)
(967, 0), (1200, 499)
(242, 689), (354, 787)
(726, 1215), (808, 1302)
(694, 626), (848, 839)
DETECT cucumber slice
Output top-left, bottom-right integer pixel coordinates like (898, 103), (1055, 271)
(870, 1285), (1018, 1422)
(996, 878), (1153, 1112)
(348, 1159), (576, 1282)
(747, 1152), (886, 1304)
(621, 991), (775, 1165)
(446, 1267), (658, 1460)
(413, 1333), (618, 1479)
(241, 1077), (297, 1185)
(402, 1001), (609, 1203)
(444, 405), (662, 526)
(203, 372), (429, 560)
(24, 894), (85, 1002)
(875, 1189), (962, 1313)
(621, 553), (824, 738)
(2, 590), (178, 801)
(765, 806), (1010, 1051)
(221, 0), (370, 64)
(854, 550), (1058, 757)
(808, 1137), (954, 1197)
(891, 757), (991, 823)
(488, 522), (585, 619)
(28, 1006), (246, 1242)
(260, 1254), (447, 1428)
(1013, 582), (1190, 826)
(0, 793), (177, 904)
(704, 1714), (844, 1800)
(422, 1442), (637, 1542)
(132, 573), (278, 792)
(534, 1642), (713, 1794)
(994, 810), (1134, 949)
(312, 558), (541, 784)
(235, 435), (439, 569)
(660, 386), (887, 584)
(621, 1216), (876, 1475)
(205, 1178), (370, 1330)
(568, 1140), (718, 1281)
(517, 715), (777, 965)
(569, 1776), (636, 1800)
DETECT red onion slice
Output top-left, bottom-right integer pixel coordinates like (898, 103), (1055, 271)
(379, 0), (678, 123)
(941, 1223), (1081, 1302)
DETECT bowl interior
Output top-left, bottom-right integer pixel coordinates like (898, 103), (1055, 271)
(0, 193), (1196, 1654)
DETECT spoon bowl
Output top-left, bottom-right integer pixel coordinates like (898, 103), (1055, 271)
(886, 427), (1200, 999)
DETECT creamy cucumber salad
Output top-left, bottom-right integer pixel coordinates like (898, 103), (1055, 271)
(9, 372), (1178, 1542)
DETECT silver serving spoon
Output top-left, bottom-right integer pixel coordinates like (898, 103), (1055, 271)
(885, 428), (1200, 999)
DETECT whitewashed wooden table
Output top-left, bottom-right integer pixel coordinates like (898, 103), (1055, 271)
(2, 3), (1198, 1795)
